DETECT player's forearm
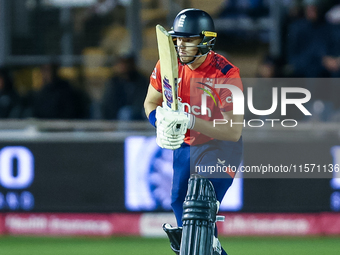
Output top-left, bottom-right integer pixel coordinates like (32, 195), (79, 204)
(192, 117), (243, 142)
(144, 101), (158, 118)
(144, 84), (163, 118)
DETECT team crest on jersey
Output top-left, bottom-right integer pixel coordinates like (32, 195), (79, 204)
(201, 78), (214, 93)
(178, 14), (186, 27)
(152, 67), (157, 79)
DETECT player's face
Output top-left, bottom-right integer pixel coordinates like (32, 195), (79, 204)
(176, 37), (202, 63)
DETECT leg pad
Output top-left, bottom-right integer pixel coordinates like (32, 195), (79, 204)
(180, 174), (217, 255)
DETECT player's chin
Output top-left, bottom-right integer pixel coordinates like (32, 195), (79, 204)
(179, 56), (195, 64)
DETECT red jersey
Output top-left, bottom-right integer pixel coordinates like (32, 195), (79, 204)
(150, 51), (243, 146)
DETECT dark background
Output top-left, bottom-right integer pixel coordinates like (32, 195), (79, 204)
(0, 138), (338, 213)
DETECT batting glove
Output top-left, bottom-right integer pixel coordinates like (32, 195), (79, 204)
(156, 130), (185, 150)
(156, 102), (195, 136)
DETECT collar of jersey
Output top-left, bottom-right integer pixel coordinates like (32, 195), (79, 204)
(183, 51), (214, 72)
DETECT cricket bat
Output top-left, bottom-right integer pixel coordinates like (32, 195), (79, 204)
(156, 24), (178, 111)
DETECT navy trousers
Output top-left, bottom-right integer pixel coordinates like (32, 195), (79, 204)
(171, 138), (243, 254)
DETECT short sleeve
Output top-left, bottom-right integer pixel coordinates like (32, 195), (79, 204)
(149, 60), (162, 92)
(218, 67), (243, 112)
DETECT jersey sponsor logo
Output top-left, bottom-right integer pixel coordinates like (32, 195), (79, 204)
(217, 158), (225, 165)
(178, 98), (212, 118)
(226, 95), (233, 103)
(178, 14), (186, 27)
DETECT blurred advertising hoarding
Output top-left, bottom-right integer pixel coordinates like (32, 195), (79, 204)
(124, 136), (243, 212)
(0, 129), (339, 213)
(0, 142), (125, 212)
(1, 212), (340, 237)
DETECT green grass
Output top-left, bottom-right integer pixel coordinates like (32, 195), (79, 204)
(0, 236), (339, 255)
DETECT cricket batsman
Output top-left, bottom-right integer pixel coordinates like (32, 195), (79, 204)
(144, 8), (243, 255)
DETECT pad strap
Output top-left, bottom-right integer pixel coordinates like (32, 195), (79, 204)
(163, 223), (182, 255)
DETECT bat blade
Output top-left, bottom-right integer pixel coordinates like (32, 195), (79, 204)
(156, 24), (178, 111)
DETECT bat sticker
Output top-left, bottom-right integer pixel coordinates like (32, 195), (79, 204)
(163, 76), (173, 107)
